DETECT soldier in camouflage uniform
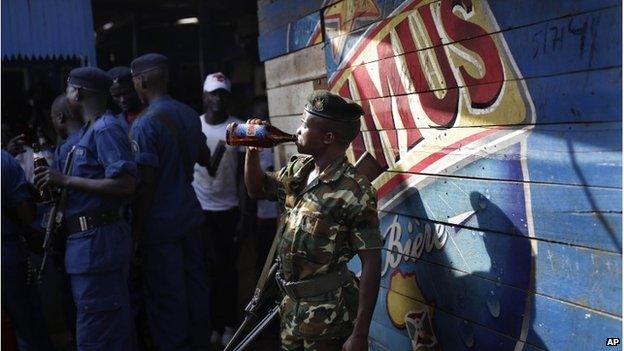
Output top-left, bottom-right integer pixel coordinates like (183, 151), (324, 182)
(244, 90), (383, 351)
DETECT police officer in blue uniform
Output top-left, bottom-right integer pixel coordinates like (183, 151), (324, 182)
(49, 93), (85, 338)
(50, 93), (84, 171)
(34, 67), (137, 350)
(107, 66), (144, 134)
(129, 53), (212, 350)
(2, 150), (55, 351)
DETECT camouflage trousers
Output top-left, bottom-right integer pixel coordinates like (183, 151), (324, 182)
(280, 330), (347, 351)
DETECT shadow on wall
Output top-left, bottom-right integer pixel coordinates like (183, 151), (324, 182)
(379, 184), (548, 350)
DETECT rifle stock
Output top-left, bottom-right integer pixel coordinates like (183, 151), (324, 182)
(354, 151), (384, 182)
(37, 147), (75, 283)
(224, 263), (278, 351)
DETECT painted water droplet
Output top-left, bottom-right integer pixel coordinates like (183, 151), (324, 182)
(496, 277), (502, 287)
(478, 196), (487, 209)
(407, 221), (413, 234)
(491, 260), (497, 269)
(487, 291), (501, 318)
(460, 321), (475, 348)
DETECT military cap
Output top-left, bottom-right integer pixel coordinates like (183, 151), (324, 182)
(304, 90), (363, 122)
(130, 53), (169, 76)
(67, 67), (113, 92)
(107, 66), (132, 85)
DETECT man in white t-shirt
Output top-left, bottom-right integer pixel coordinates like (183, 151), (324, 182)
(192, 72), (244, 347)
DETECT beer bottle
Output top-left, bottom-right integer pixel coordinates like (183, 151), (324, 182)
(226, 122), (296, 148)
(33, 143), (53, 202)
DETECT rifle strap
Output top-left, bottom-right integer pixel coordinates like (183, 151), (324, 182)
(254, 152), (380, 293)
(152, 112), (194, 182)
(53, 145), (77, 225)
(254, 217), (284, 293)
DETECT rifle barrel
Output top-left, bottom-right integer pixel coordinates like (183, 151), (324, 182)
(231, 306), (279, 351)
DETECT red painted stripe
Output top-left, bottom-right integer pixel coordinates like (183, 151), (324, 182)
(378, 128), (500, 198)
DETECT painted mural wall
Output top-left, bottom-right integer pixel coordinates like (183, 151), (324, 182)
(257, 0), (622, 350)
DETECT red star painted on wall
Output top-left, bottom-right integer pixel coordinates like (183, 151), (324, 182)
(323, 0), (381, 61)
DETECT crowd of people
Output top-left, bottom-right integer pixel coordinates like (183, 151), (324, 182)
(1, 53), (276, 351)
(2, 52), (383, 351)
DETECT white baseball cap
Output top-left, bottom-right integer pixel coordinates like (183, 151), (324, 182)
(203, 72), (231, 93)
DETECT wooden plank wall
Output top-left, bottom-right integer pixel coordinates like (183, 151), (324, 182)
(258, 1), (622, 350)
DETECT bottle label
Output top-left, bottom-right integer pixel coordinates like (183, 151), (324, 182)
(235, 124), (267, 138)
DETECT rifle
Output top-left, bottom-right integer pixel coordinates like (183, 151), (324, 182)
(38, 146), (76, 283)
(224, 151), (384, 351)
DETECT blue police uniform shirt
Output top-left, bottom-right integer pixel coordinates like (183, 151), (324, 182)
(65, 112), (136, 219)
(1, 150), (31, 265)
(63, 112), (136, 274)
(51, 129), (82, 172)
(130, 95), (205, 243)
(115, 111), (131, 135)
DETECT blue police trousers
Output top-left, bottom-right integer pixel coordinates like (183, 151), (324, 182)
(65, 222), (133, 351)
(70, 269), (132, 350)
(141, 228), (212, 351)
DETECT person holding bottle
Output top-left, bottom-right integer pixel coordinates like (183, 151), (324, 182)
(243, 90), (383, 351)
(33, 67), (137, 350)
(2, 150), (55, 351)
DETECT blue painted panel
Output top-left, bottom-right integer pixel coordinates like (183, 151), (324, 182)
(526, 67), (621, 124)
(258, 11), (322, 61)
(258, 26), (288, 62)
(373, 215), (621, 315)
(258, 0), (324, 34)
(502, 7), (621, 77)
(528, 295), (622, 350)
(524, 123), (621, 188)
(379, 146), (622, 252)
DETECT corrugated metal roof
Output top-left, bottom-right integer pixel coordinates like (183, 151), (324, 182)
(2, 0), (97, 65)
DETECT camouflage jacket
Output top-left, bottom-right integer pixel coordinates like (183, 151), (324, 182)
(263, 155), (382, 339)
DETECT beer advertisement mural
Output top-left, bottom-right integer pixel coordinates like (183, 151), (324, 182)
(258, 0), (622, 350)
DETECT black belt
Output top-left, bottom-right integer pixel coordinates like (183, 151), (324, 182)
(275, 263), (351, 301)
(65, 211), (120, 233)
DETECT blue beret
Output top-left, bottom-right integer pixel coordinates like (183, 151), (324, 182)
(107, 66), (132, 85)
(304, 90), (363, 122)
(68, 67), (113, 92)
(130, 53), (169, 76)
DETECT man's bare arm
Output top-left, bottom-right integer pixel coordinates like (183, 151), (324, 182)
(344, 248), (381, 350)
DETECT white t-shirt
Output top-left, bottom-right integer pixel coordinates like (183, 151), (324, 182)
(257, 148), (278, 219)
(15, 146), (34, 183)
(192, 115), (243, 211)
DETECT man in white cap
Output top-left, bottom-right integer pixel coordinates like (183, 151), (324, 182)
(192, 72), (244, 347)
